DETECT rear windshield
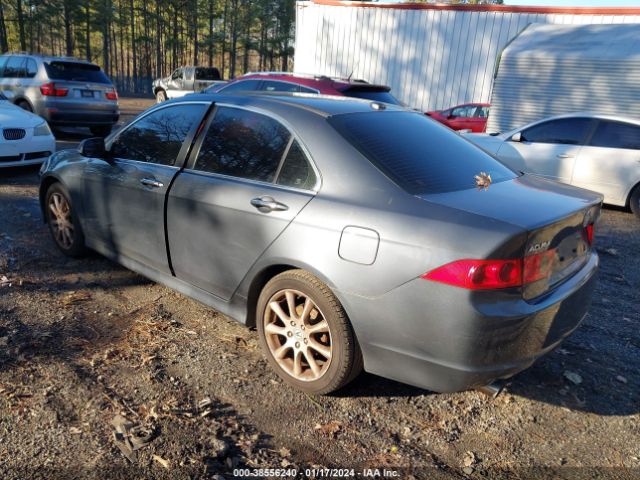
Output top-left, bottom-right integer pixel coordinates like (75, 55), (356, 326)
(329, 111), (517, 195)
(44, 61), (111, 84)
(342, 88), (401, 105)
(195, 67), (221, 81)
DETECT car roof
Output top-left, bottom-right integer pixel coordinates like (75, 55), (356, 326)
(175, 91), (407, 117)
(4, 53), (95, 65)
(233, 72), (390, 90)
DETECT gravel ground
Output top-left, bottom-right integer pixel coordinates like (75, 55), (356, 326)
(0, 98), (639, 479)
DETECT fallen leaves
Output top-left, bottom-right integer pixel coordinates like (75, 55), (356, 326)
(563, 371), (583, 385)
(314, 420), (342, 438)
(62, 291), (92, 306)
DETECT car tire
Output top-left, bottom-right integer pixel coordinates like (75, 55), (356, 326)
(630, 184), (640, 220)
(90, 125), (112, 137)
(256, 270), (363, 395)
(16, 100), (33, 112)
(45, 183), (87, 257)
(156, 90), (167, 103)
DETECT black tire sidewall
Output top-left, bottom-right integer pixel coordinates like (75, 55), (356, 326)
(630, 185), (640, 220)
(257, 271), (358, 395)
(45, 183), (86, 257)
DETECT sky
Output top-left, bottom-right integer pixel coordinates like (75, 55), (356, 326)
(505, 0), (640, 5)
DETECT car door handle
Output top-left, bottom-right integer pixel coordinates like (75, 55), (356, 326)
(140, 178), (164, 188)
(557, 154), (574, 159)
(251, 196), (289, 212)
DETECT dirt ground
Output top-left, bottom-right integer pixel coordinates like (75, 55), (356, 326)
(0, 98), (639, 479)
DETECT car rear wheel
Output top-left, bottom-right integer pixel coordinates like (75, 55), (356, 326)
(90, 125), (112, 137)
(45, 183), (86, 257)
(630, 184), (640, 220)
(257, 270), (363, 395)
(16, 100), (33, 112)
(156, 90), (167, 103)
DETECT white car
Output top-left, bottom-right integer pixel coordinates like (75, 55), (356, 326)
(466, 113), (640, 219)
(0, 92), (56, 168)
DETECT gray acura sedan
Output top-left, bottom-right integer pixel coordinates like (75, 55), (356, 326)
(39, 93), (602, 395)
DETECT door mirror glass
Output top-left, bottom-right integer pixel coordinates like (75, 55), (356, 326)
(511, 132), (522, 142)
(79, 137), (106, 158)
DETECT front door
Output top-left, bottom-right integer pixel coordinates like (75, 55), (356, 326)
(167, 106), (318, 300)
(498, 117), (595, 184)
(83, 102), (208, 273)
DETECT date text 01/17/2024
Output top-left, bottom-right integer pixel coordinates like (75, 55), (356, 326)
(232, 468), (400, 478)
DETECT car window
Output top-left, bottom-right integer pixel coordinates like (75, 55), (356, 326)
(219, 79), (262, 93)
(299, 85), (318, 94)
(0, 56), (8, 77)
(195, 67), (221, 81)
(521, 118), (593, 145)
(276, 140), (317, 190)
(110, 104), (207, 166)
(479, 107), (489, 118)
(194, 106), (291, 182)
(261, 80), (301, 93)
(25, 58), (37, 78)
(5, 57), (26, 78)
(171, 69), (183, 80)
(588, 120), (640, 150)
(451, 106), (469, 117)
(329, 111), (516, 195)
(44, 61), (110, 83)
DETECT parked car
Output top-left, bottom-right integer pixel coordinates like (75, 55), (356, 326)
(204, 72), (403, 105)
(0, 53), (119, 136)
(465, 113), (640, 219)
(0, 91), (55, 169)
(153, 66), (226, 102)
(40, 93), (601, 395)
(427, 103), (490, 132)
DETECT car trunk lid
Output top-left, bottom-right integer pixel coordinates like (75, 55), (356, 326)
(421, 174), (602, 299)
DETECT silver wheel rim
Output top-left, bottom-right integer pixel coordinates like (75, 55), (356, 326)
(264, 289), (332, 382)
(48, 192), (75, 249)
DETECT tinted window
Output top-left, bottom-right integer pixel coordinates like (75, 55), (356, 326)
(261, 80), (300, 93)
(219, 79), (262, 93)
(44, 62), (110, 84)
(110, 104), (206, 165)
(276, 140), (317, 190)
(521, 118), (593, 145)
(452, 106), (474, 118)
(5, 57), (26, 78)
(300, 85), (318, 94)
(342, 88), (401, 105)
(589, 121), (640, 150)
(25, 58), (37, 78)
(329, 111), (516, 195)
(479, 107), (489, 118)
(194, 107), (290, 182)
(196, 67), (221, 81)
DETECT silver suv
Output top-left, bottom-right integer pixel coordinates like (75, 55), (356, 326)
(0, 53), (119, 136)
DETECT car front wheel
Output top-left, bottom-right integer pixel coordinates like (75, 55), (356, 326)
(45, 183), (86, 257)
(257, 270), (363, 395)
(156, 90), (167, 103)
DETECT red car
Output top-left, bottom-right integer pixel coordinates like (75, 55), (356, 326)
(426, 103), (490, 133)
(205, 72), (403, 105)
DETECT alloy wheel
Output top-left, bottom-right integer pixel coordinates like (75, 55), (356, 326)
(48, 192), (75, 249)
(263, 289), (333, 382)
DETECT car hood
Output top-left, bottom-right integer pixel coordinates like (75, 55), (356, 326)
(420, 174), (603, 230)
(0, 101), (43, 128)
(463, 133), (506, 155)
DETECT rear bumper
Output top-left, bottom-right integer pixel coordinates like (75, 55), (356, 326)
(342, 251), (599, 392)
(43, 109), (120, 127)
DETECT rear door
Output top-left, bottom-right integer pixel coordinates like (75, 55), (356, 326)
(572, 119), (640, 204)
(83, 102), (209, 273)
(167, 105), (318, 300)
(497, 118), (595, 183)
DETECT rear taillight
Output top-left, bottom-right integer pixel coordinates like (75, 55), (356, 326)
(423, 249), (558, 290)
(422, 259), (522, 290)
(585, 224), (594, 245)
(40, 82), (68, 97)
(105, 88), (118, 101)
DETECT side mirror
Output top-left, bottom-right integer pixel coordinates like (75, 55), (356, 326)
(79, 137), (106, 158)
(510, 132), (522, 142)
